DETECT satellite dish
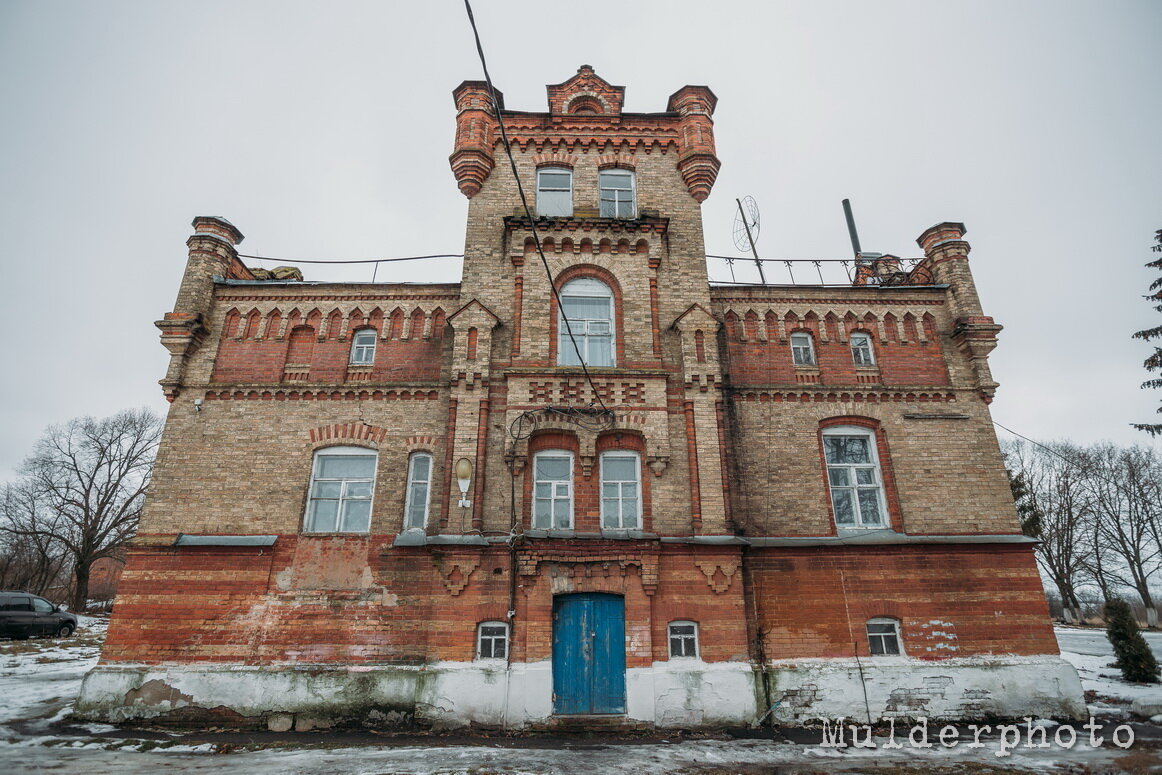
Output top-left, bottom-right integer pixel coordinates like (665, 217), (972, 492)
(732, 196), (766, 284)
(732, 195), (761, 252)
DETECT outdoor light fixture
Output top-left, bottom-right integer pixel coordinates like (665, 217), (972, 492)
(455, 457), (473, 508)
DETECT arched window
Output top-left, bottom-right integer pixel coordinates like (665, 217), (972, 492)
(349, 329), (377, 365)
(532, 450), (573, 529)
(599, 169), (635, 218)
(850, 332), (875, 366)
(537, 167), (572, 217)
(821, 425), (886, 528)
(790, 331), (816, 366)
(600, 450), (640, 529)
(866, 617), (903, 656)
(477, 621), (509, 660)
(304, 446), (376, 533)
(558, 278), (614, 367)
(404, 452), (432, 530)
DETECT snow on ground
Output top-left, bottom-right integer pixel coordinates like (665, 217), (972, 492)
(1056, 625), (1162, 716)
(0, 620), (1158, 773)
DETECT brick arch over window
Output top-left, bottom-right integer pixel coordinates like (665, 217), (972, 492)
(549, 264), (625, 366)
(308, 422), (391, 446)
(595, 431), (651, 532)
(816, 416), (904, 533)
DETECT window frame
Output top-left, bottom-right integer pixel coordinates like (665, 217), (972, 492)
(600, 450), (641, 530)
(536, 167), (573, 217)
(668, 620), (700, 659)
(821, 425), (888, 530)
(349, 329), (377, 365)
(532, 450), (574, 529)
(476, 621), (509, 661)
(866, 617), (903, 656)
(403, 451), (433, 530)
(850, 331), (875, 366)
(303, 445), (377, 533)
(790, 331), (816, 366)
(557, 277), (615, 367)
(599, 168), (636, 219)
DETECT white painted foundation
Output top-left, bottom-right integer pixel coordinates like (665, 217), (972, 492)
(76, 655), (1084, 728)
(760, 655), (1087, 723)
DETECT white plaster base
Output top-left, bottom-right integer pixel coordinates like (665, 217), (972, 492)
(760, 655), (1087, 724)
(76, 656), (1084, 728)
(76, 659), (758, 729)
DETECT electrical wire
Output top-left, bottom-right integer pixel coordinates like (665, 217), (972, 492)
(238, 253), (462, 265)
(462, 0), (611, 417)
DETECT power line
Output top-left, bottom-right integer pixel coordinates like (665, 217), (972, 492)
(462, 0), (611, 416)
(238, 253), (463, 265)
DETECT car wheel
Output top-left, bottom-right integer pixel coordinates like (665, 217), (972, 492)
(54, 623), (75, 638)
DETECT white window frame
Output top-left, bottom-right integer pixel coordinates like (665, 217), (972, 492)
(403, 452), (432, 530)
(349, 329), (377, 365)
(790, 331), (816, 366)
(599, 168), (636, 218)
(822, 425), (888, 529)
(304, 446), (377, 533)
(850, 331), (875, 366)
(866, 617), (903, 656)
(532, 450), (573, 529)
(668, 620), (699, 659)
(558, 277), (615, 367)
(536, 167), (573, 217)
(477, 621), (509, 660)
(600, 451), (641, 529)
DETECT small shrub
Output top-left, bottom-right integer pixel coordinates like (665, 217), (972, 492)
(1104, 599), (1160, 683)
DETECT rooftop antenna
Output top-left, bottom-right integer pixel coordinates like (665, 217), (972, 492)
(841, 198), (862, 259)
(733, 196), (766, 284)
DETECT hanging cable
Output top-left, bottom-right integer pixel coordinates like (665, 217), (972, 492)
(237, 253), (462, 265)
(462, 0), (611, 417)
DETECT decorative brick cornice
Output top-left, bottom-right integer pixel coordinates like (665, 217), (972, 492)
(204, 388), (442, 402)
(732, 390), (957, 403)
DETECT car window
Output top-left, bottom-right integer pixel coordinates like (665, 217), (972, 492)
(31, 597), (54, 613)
(0, 596), (33, 612)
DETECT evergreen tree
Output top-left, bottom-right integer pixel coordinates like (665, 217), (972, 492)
(1132, 229), (1162, 436)
(1104, 598), (1160, 683)
(1007, 466), (1042, 538)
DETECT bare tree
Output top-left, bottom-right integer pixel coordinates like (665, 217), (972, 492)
(1004, 439), (1092, 623)
(1084, 443), (1162, 626)
(0, 482), (71, 596)
(1, 409), (161, 611)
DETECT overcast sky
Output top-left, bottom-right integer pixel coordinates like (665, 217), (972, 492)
(1, 0), (1160, 482)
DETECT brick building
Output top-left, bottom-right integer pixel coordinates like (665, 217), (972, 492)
(77, 67), (1084, 729)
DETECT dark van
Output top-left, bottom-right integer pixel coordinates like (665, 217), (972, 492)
(0, 592), (78, 639)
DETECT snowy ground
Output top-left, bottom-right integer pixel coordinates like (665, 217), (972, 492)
(0, 621), (1159, 774)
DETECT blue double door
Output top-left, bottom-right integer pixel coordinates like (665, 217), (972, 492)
(552, 593), (626, 715)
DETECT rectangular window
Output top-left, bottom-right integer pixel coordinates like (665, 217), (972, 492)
(790, 332), (815, 366)
(823, 428), (886, 528)
(404, 453), (432, 530)
(867, 619), (902, 656)
(532, 452), (573, 529)
(349, 330), (377, 365)
(668, 621), (699, 658)
(477, 621), (509, 659)
(305, 447), (376, 533)
(601, 452), (640, 529)
(850, 332), (875, 366)
(599, 169), (635, 218)
(537, 168), (572, 217)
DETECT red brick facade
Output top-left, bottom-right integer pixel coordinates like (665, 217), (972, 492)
(81, 66), (1080, 729)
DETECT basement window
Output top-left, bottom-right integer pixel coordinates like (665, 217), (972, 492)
(866, 618), (903, 656)
(477, 621), (509, 660)
(304, 446), (376, 533)
(668, 621), (699, 659)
